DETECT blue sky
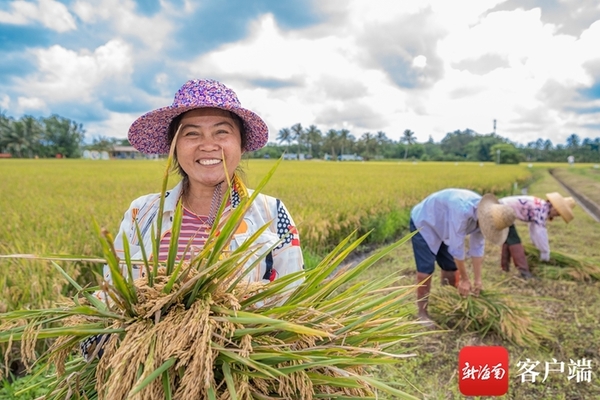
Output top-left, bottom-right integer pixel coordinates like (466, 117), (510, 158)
(1, 0), (599, 146)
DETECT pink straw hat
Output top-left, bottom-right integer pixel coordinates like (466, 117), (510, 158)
(128, 79), (269, 154)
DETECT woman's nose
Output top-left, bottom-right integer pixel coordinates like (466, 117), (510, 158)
(197, 136), (220, 151)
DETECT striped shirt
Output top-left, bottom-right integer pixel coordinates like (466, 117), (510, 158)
(156, 203), (231, 262)
(157, 208), (209, 261)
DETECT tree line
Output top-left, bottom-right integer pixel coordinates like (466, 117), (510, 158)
(0, 112), (85, 158)
(1, 112), (599, 163)
(256, 124), (600, 163)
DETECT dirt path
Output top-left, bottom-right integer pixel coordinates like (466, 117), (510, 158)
(549, 168), (600, 222)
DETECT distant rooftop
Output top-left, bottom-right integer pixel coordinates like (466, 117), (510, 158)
(112, 146), (139, 152)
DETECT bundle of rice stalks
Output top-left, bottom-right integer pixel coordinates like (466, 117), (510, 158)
(524, 244), (600, 282)
(0, 158), (422, 400)
(429, 285), (552, 347)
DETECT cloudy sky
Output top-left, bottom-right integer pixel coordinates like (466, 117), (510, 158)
(1, 0), (599, 146)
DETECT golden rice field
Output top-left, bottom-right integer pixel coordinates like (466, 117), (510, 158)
(0, 158), (532, 312)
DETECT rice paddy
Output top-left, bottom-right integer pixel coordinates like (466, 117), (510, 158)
(2, 159), (600, 399)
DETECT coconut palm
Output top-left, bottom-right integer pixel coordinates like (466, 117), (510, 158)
(290, 123), (304, 160)
(323, 129), (339, 159)
(401, 130), (416, 160)
(277, 127), (292, 154)
(338, 129), (351, 156)
(305, 124), (322, 158)
(566, 133), (580, 149)
(0, 157), (423, 400)
(360, 132), (375, 160)
(0, 119), (33, 158)
(375, 131), (389, 158)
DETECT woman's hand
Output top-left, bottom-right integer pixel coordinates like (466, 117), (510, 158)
(457, 279), (471, 297)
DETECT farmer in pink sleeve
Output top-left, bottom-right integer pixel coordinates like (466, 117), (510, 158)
(498, 192), (576, 279)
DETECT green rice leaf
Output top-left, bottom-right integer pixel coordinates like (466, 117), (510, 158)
(127, 357), (176, 397)
(165, 199), (184, 276)
(221, 362), (238, 400)
(134, 219), (153, 287)
(51, 261), (106, 310)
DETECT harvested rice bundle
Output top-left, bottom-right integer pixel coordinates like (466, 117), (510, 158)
(429, 285), (552, 347)
(0, 160), (422, 400)
(524, 244), (600, 282)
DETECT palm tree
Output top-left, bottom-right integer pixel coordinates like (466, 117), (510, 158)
(0, 112), (12, 153)
(566, 133), (580, 149)
(324, 129), (339, 160)
(0, 113), (42, 157)
(375, 131), (389, 158)
(20, 115), (43, 158)
(277, 127), (292, 154)
(338, 129), (351, 156)
(401, 129), (417, 160)
(290, 123), (303, 160)
(360, 132), (375, 160)
(304, 125), (322, 158)
(0, 119), (31, 158)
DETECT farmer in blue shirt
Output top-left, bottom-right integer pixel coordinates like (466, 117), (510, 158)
(410, 189), (516, 328)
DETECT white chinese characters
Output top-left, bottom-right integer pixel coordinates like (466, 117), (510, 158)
(462, 362), (507, 381)
(516, 358), (593, 383)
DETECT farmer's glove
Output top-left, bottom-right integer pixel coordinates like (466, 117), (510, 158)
(457, 279), (471, 297)
(472, 280), (483, 296)
(80, 334), (108, 361)
(540, 252), (550, 262)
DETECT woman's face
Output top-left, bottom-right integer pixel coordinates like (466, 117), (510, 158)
(548, 207), (561, 221)
(175, 108), (243, 190)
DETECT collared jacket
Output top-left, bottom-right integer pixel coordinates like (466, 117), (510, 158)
(410, 188), (485, 260)
(499, 195), (551, 261)
(99, 180), (304, 290)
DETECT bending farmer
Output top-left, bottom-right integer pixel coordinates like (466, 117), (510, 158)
(498, 192), (575, 278)
(409, 189), (516, 327)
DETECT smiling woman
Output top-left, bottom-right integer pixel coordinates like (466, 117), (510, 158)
(112, 78), (303, 273)
(78, 81), (305, 354)
(171, 108), (245, 218)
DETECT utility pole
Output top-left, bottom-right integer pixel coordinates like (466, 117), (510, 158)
(493, 119), (497, 135)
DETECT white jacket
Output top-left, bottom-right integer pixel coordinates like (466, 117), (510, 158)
(99, 180), (304, 290)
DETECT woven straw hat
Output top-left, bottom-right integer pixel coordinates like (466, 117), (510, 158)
(476, 193), (517, 245)
(546, 192), (576, 223)
(128, 79), (268, 154)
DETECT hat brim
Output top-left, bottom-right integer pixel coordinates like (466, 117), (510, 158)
(546, 192), (574, 223)
(128, 104), (269, 155)
(477, 193), (512, 246)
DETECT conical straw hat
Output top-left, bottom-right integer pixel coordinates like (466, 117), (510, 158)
(546, 192), (575, 223)
(476, 193), (517, 245)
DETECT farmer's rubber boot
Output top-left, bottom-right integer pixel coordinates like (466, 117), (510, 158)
(416, 272), (435, 329)
(509, 243), (533, 279)
(440, 270), (457, 287)
(501, 243), (511, 272)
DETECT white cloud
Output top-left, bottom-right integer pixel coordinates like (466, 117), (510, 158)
(84, 110), (137, 139)
(0, 94), (10, 110)
(72, 0), (175, 52)
(16, 39), (133, 103)
(413, 55), (427, 68)
(0, 0), (76, 32)
(4, 0), (599, 145)
(17, 96), (47, 112)
(186, 13), (406, 141)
